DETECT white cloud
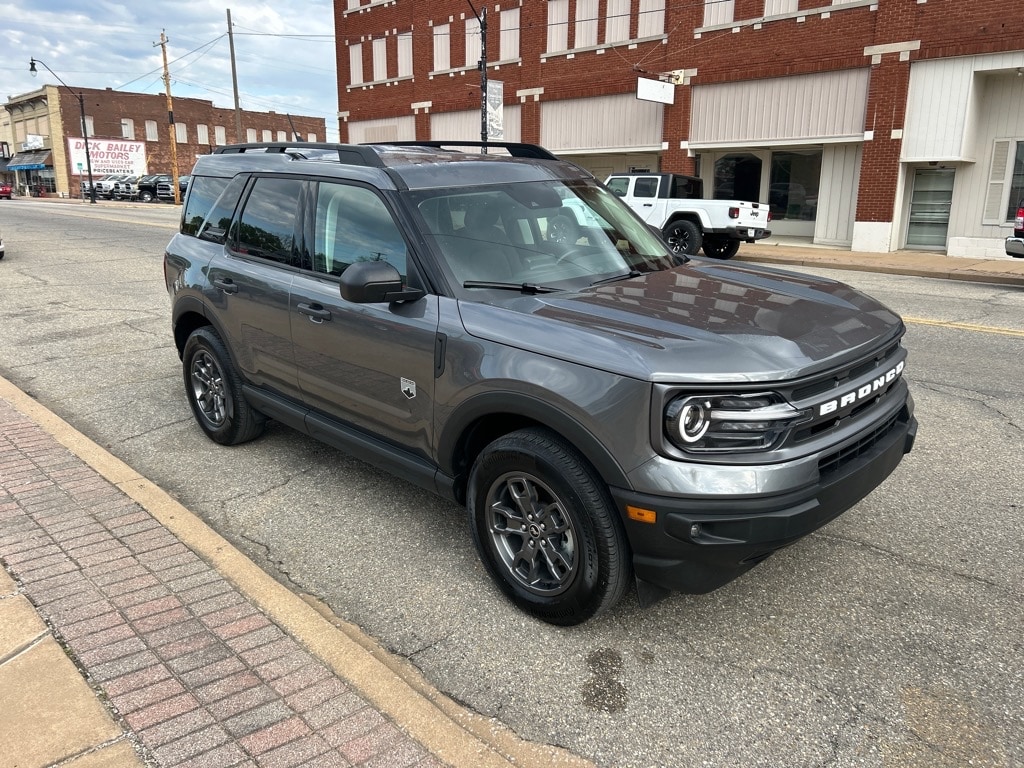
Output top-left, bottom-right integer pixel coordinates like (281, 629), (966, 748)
(1, 0), (339, 139)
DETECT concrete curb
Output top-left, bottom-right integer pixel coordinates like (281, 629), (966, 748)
(0, 374), (591, 768)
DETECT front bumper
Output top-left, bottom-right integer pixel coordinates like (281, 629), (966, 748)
(611, 406), (917, 595)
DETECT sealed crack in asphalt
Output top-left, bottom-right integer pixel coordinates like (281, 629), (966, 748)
(816, 531), (1011, 595)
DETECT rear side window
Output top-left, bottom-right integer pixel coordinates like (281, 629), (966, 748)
(233, 177), (303, 266)
(181, 176), (229, 236)
(197, 175), (247, 244)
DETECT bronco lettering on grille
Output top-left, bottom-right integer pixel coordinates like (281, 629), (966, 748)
(819, 361), (905, 416)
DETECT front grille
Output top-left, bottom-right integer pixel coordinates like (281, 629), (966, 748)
(817, 409), (901, 477)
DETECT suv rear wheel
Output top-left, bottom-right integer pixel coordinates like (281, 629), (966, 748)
(468, 428), (631, 625)
(183, 327), (265, 445)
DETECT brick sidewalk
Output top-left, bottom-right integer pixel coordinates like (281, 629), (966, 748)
(0, 397), (445, 768)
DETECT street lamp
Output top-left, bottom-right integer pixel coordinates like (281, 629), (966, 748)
(29, 58), (96, 204)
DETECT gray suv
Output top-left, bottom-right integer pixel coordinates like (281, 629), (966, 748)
(164, 141), (917, 625)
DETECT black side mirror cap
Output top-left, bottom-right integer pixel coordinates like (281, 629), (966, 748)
(339, 261), (424, 304)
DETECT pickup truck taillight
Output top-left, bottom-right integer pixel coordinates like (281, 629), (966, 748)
(728, 207), (739, 219)
(1015, 204), (1023, 236)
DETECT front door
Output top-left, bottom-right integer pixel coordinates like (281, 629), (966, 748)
(906, 169), (955, 250)
(289, 181), (439, 458)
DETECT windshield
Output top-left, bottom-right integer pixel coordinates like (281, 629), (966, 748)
(406, 179), (680, 292)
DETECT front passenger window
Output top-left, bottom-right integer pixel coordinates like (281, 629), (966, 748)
(314, 183), (407, 279)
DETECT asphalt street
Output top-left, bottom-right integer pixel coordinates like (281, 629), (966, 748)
(0, 201), (1021, 767)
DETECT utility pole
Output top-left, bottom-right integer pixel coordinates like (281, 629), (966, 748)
(227, 9), (243, 143)
(468, 1), (487, 153)
(156, 31), (182, 205)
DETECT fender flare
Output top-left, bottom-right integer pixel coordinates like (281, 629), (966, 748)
(436, 391), (632, 489)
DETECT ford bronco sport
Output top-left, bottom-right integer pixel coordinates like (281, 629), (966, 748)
(164, 141), (917, 625)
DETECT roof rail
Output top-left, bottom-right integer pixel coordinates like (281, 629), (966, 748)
(368, 140), (561, 161)
(212, 142), (387, 168)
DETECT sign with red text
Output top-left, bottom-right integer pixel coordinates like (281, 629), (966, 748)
(66, 138), (148, 176)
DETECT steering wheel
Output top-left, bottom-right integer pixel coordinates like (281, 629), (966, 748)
(548, 214), (580, 246)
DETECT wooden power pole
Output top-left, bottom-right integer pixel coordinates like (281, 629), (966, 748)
(227, 9), (243, 143)
(156, 30), (182, 205)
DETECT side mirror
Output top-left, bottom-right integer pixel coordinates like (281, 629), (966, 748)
(339, 261), (424, 304)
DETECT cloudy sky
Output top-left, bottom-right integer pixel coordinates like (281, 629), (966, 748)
(1, 1), (341, 139)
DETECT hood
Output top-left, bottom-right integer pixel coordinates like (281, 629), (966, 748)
(456, 261), (904, 383)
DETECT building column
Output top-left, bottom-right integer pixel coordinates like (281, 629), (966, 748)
(411, 102), (432, 140)
(516, 88), (543, 146)
(660, 71), (697, 175)
(851, 43), (918, 252)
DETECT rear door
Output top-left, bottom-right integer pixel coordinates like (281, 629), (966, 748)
(288, 180), (439, 458)
(205, 175), (304, 400)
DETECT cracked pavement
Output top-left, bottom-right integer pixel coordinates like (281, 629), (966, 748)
(0, 203), (1021, 767)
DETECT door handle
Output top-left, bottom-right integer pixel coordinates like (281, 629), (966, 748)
(213, 278), (238, 294)
(297, 303), (332, 322)
(641, 203), (653, 207)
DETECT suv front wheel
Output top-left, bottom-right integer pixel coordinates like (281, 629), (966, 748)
(468, 428), (631, 625)
(183, 327), (266, 445)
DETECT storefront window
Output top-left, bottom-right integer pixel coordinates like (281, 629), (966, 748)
(769, 150), (821, 221)
(1005, 141), (1024, 220)
(713, 153), (761, 202)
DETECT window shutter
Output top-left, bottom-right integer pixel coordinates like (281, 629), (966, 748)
(983, 139), (1011, 224)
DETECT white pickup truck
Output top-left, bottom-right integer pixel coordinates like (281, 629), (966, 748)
(605, 172), (771, 259)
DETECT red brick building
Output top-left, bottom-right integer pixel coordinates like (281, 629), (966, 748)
(2, 85), (325, 199)
(336, 0), (1024, 256)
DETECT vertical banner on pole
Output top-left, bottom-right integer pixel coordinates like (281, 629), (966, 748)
(486, 80), (504, 140)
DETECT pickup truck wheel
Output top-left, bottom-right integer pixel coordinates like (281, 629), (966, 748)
(139, 190), (154, 203)
(468, 428), (631, 625)
(663, 220), (702, 256)
(702, 237), (740, 260)
(182, 327), (265, 445)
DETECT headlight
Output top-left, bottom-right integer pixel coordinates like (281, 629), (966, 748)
(664, 393), (809, 453)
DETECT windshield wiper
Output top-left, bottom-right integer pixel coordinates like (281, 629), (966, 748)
(463, 281), (561, 294)
(590, 270), (641, 286)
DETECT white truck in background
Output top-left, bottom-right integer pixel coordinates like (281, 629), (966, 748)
(605, 172), (771, 259)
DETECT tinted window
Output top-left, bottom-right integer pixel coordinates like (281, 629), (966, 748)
(181, 176), (228, 236)
(633, 177), (659, 198)
(313, 183), (407, 278)
(197, 175), (247, 244)
(234, 177), (303, 266)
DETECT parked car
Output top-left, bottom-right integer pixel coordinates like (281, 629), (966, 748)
(112, 176), (139, 200)
(135, 174), (171, 202)
(156, 174), (189, 201)
(0, 180), (12, 200)
(0, 224), (5, 259)
(1014, 199), (1023, 238)
(605, 172), (771, 259)
(93, 174), (133, 199)
(164, 140), (916, 625)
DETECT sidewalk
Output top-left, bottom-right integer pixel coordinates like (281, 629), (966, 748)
(0, 375), (588, 768)
(736, 239), (1024, 287)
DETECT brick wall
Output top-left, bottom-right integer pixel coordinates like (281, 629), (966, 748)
(54, 88), (325, 180)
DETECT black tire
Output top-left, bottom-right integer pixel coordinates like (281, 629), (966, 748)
(182, 327), (265, 445)
(662, 219), (702, 256)
(468, 428), (631, 625)
(139, 190), (154, 203)
(702, 237), (740, 260)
